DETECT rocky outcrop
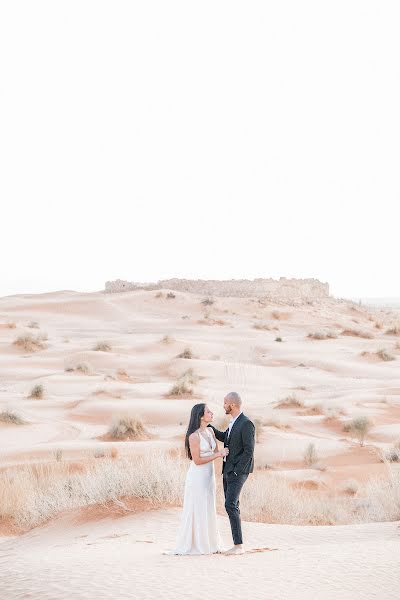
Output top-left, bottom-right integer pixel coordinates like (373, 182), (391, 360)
(104, 277), (329, 302)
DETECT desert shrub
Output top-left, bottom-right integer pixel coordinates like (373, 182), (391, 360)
(29, 384), (45, 399)
(271, 311), (290, 320)
(65, 362), (91, 374)
(166, 292), (176, 299)
(307, 330), (338, 340)
(201, 298), (214, 306)
(13, 334), (46, 352)
(376, 349), (395, 362)
(27, 321), (40, 329)
(107, 415), (150, 440)
(93, 341), (112, 352)
(167, 380), (193, 397)
(253, 322), (271, 331)
(304, 443), (318, 467)
(344, 416), (372, 446)
(341, 328), (374, 339)
(177, 347), (193, 359)
(385, 324), (400, 335)
(0, 410), (25, 425)
(275, 394), (304, 409)
(275, 336), (283, 342)
(341, 479), (359, 495)
(161, 335), (174, 344)
(6, 321), (16, 329)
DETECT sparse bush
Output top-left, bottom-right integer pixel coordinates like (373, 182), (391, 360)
(166, 292), (176, 299)
(271, 311), (290, 320)
(201, 298), (214, 306)
(341, 479), (359, 495)
(177, 347), (193, 359)
(27, 321), (40, 329)
(93, 341), (112, 352)
(167, 380), (193, 397)
(344, 416), (372, 446)
(385, 324), (400, 335)
(0, 410), (25, 425)
(382, 446), (400, 463)
(341, 328), (374, 339)
(253, 322), (271, 331)
(161, 335), (174, 344)
(13, 334), (46, 352)
(275, 336), (283, 342)
(29, 384), (45, 399)
(304, 443), (318, 467)
(107, 415), (150, 441)
(276, 395), (304, 409)
(376, 349), (395, 362)
(307, 331), (338, 340)
(65, 362), (91, 374)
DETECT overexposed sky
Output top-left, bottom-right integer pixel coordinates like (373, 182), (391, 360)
(1, 1), (399, 299)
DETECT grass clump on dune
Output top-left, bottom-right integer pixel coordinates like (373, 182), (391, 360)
(385, 324), (400, 335)
(341, 328), (374, 339)
(29, 384), (45, 399)
(93, 341), (112, 352)
(307, 330), (338, 340)
(275, 394), (304, 409)
(65, 362), (92, 374)
(0, 410), (25, 425)
(177, 347), (193, 359)
(107, 415), (151, 441)
(376, 349), (395, 362)
(13, 333), (47, 352)
(342, 416), (372, 446)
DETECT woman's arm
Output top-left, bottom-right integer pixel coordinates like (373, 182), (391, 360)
(189, 432), (227, 465)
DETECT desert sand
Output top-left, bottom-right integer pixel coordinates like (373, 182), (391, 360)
(1, 287), (400, 598)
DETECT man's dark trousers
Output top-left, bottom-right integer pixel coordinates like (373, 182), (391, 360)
(223, 472), (248, 545)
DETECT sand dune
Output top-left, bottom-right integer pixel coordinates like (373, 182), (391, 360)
(1, 289), (400, 597)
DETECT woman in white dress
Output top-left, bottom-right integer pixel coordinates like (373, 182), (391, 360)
(167, 403), (229, 555)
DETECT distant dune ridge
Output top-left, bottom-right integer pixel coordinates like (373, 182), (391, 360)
(1, 282), (400, 600)
(105, 276), (329, 303)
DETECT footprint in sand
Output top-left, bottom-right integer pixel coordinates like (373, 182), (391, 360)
(246, 547), (278, 554)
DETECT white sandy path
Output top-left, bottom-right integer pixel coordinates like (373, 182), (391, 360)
(0, 509), (399, 600)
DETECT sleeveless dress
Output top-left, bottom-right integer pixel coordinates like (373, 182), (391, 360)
(167, 429), (222, 555)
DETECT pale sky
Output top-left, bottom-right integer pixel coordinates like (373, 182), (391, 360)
(1, 2), (399, 299)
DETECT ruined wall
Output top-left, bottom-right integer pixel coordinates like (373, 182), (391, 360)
(104, 277), (329, 302)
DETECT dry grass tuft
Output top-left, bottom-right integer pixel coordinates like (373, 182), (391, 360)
(65, 361), (92, 374)
(341, 328), (374, 339)
(271, 311), (290, 320)
(6, 321), (16, 329)
(29, 384), (45, 399)
(304, 443), (318, 467)
(307, 330), (338, 340)
(376, 349), (395, 362)
(253, 322), (271, 331)
(177, 347), (193, 359)
(385, 324), (400, 335)
(107, 415), (151, 441)
(166, 292), (176, 299)
(0, 410), (25, 425)
(342, 416), (372, 446)
(161, 335), (175, 344)
(27, 321), (40, 329)
(201, 297), (214, 306)
(93, 341), (112, 352)
(275, 394), (304, 409)
(13, 333), (47, 352)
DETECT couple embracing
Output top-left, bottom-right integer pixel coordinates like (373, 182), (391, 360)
(167, 392), (255, 555)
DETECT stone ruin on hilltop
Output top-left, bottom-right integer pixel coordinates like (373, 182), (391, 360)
(104, 277), (329, 304)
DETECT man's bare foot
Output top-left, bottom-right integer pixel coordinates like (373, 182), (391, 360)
(224, 545), (245, 555)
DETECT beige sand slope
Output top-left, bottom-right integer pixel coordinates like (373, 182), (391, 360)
(1, 289), (400, 598)
(0, 508), (399, 600)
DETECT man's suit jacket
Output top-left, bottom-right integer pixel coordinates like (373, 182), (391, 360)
(208, 413), (255, 476)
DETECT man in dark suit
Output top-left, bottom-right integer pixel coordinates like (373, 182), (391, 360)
(208, 391), (255, 554)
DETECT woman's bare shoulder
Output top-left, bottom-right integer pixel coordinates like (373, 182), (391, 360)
(188, 431), (200, 442)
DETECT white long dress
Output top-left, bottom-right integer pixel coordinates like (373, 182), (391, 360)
(167, 429), (222, 555)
